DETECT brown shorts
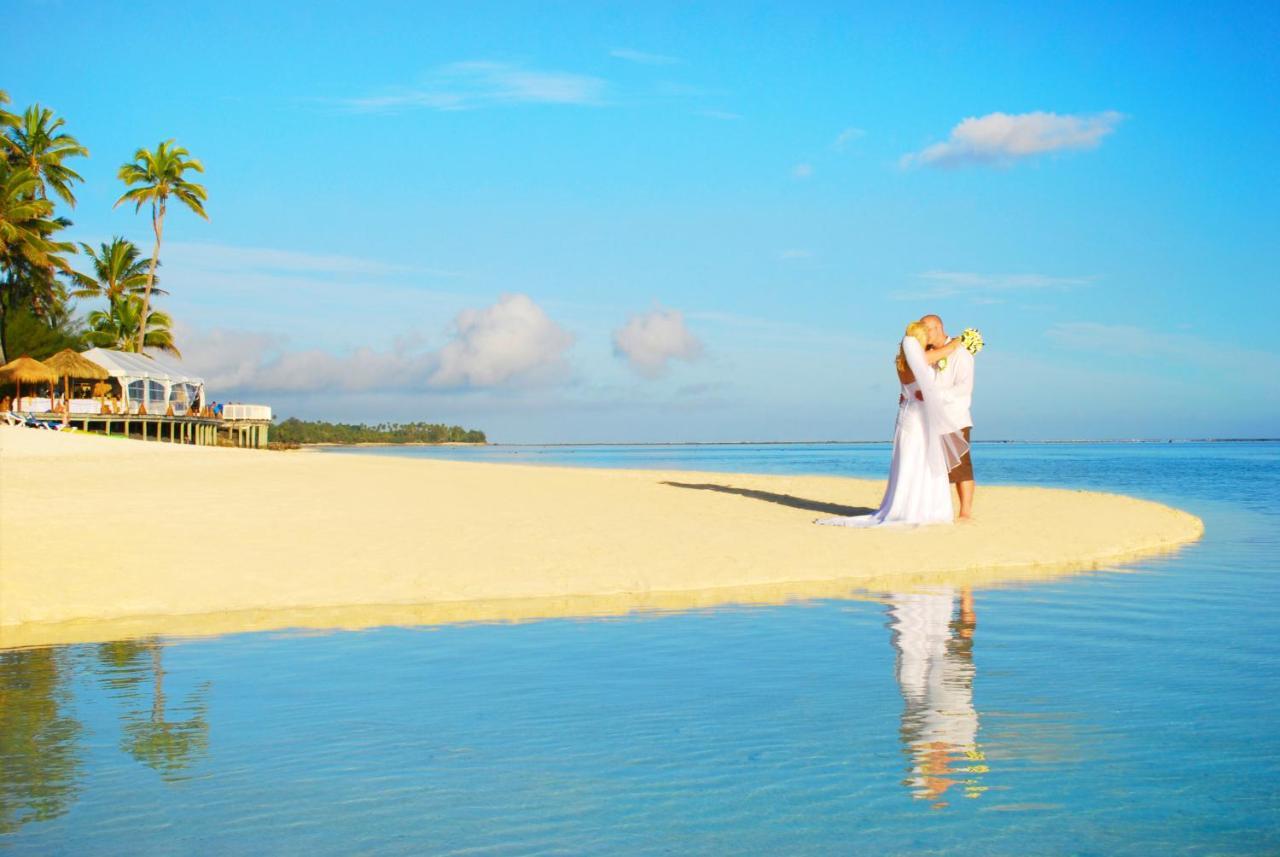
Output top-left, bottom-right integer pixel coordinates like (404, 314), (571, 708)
(949, 426), (974, 484)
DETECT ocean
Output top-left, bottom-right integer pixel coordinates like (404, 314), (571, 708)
(3, 442), (1277, 854)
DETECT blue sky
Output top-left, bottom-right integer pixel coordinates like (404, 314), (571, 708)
(7, 0), (1278, 440)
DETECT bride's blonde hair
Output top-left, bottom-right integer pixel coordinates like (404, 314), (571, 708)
(895, 321), (929, 374)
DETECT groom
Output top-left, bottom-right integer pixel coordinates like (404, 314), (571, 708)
(921, 314), (976, 520)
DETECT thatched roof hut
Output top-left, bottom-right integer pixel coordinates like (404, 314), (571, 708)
(0, 356), (58, 385)
(0, 356), (59, 411)
(44, 349), (110, 380)
(42, 350), (112, 423)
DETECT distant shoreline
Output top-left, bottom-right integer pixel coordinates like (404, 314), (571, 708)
(298, 441), (486, 448)
(461, 438), (1279, 448)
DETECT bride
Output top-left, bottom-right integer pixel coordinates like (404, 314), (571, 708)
(817, 321), (968, 527)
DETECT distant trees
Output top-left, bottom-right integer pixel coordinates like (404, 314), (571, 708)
(272, 418), (486, 445)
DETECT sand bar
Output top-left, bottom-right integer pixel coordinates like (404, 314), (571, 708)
(0, 427), (1203, 648)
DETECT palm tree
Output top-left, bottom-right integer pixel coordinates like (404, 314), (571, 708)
(85, 295), (180, 356)
(0, 166), (62, 265)
(0, 161), (75, 363)
(116, 140), (207, 352)
(0, 90), (18, 154)
(7, 105), (88, 207)
(70, 237), (165, 304)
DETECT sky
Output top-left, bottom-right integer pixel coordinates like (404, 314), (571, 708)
(6, 0), (1278, 441)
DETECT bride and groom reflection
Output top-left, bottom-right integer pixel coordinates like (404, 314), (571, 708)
(886, 586), (988, 808)
(3, 590), (990, 834)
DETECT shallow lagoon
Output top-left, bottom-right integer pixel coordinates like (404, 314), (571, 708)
(4, 443), (1278, 854)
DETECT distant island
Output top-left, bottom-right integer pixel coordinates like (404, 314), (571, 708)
(272, 418), (486, 446)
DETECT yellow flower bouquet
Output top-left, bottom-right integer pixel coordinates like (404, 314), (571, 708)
(938, 327), (984, 371)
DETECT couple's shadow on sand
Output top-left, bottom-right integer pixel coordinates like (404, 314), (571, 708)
(661, 481), (874, 517)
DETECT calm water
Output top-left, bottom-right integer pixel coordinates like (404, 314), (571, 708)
(4, 443), (1278, 855)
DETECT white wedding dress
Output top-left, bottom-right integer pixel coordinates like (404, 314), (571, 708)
(817, 336), (968, 527)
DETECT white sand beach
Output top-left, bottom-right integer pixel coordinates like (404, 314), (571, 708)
(0, 427), (1204, 647)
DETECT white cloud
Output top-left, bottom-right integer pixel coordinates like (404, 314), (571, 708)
(345, 61), (606, 112)
(177, 326), (435, 394)
(177, 294), (573, 394)
(610, 48), (681, 66)
(1045, 323), (1274, 386)
(429, 293), (574, 388)
(612, 305), (704, 378)
(902, 110), (1123, 168)
(832, 127), (866, 149)
(892, 270), (1097, 300)
(164, 241), (446, 278)
(792, 162), (814, 179)
(696, 109), (742, 121)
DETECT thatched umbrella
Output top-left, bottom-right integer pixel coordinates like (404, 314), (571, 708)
(44, 349), (110, 425)
(0, 356), (58, 413)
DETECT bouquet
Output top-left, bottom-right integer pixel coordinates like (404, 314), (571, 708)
(938, 328), (984, 371)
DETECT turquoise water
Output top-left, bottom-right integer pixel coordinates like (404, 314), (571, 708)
(4, 443), (1279, 854)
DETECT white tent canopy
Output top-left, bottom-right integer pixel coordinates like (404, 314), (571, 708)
(82, 348), (206, 415)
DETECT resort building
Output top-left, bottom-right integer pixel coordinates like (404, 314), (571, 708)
(82, 348), (206, 416)
(1, 349), (272, 448)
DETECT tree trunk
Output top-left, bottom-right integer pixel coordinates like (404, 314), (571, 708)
(0, 276), (12, 365)
(136, 198), (165, 353)
(150, 644), (165, 723)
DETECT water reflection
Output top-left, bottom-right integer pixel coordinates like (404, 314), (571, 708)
(887, 587), (989, 808)
(0, 647), (83, 834)
(0, 639), (210, 836)
(97, 639), (210, 781)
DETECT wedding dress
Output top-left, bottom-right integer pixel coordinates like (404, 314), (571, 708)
(816, 336), (968, 527)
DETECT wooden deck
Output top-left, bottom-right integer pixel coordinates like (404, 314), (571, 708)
(27, 413), (271, 448)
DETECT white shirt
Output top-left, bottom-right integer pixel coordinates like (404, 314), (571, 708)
(933, 345), (974, 429)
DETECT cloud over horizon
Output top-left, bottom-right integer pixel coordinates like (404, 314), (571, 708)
(179, 294), (574, 394)
(612, 305), (703, 378)
(429, 293), (574, 387)
(903, 110), (1123, 168)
